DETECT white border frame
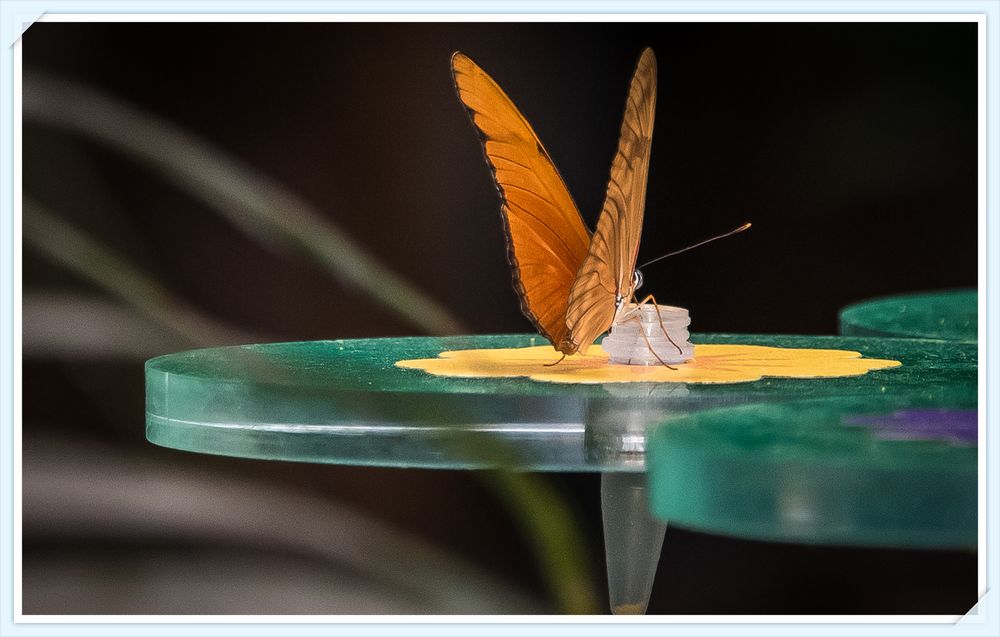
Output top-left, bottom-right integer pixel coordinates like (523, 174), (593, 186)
(1, 3), (996, 635)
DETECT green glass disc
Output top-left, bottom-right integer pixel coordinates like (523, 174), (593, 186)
(646, 397), (976, 549)
(839, 289), (977, 341)
(146, 334), (974, 473)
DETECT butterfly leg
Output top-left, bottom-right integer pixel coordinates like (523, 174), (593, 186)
(624, 314), (677, 370)
(631, 293), (684, 356)
(544, 353), (567, 367)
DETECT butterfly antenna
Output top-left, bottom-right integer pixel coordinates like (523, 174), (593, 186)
(638, 222), (751, 270)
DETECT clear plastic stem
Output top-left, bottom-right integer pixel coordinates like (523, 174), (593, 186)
(601, 472), (668, 614)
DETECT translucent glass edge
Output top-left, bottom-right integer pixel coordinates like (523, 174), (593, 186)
(144, 413), (641, 473)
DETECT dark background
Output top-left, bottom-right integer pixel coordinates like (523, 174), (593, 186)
(22, 22), (978, 614)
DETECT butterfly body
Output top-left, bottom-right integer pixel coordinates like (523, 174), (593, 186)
(452, 49), (657, 356)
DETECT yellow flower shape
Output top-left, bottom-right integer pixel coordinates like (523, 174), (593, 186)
(396, 344), (901, 385)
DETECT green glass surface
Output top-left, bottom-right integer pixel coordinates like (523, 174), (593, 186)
(146, 334), (975, 473)
(647, 397), (976, 549)
(839, 289), (977, 341)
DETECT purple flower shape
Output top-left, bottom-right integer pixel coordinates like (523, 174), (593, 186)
(844, 409), (978, 446)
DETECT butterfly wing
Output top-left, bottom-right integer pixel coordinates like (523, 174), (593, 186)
(451, 52), (591, 350)
(561, 48), (657, 355)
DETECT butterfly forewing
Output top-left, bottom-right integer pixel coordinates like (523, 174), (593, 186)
(451, 53), (591, 349)
(561, 48), (658, 354)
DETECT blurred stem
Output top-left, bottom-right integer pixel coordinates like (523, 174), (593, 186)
(22, 71), (464, 336)
(481, 471), (600, 614)
(23, 197), (255, 348)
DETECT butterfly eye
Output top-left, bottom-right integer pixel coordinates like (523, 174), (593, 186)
(633, 270), (644, 292)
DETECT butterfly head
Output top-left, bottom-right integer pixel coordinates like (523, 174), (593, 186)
(612, 269), (644, 324)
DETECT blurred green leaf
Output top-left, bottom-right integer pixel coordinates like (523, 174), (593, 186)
(483, 471), (600, 614)
(23, 197), (260, 348)
(22, 293), (188, 359)
(23, 71), (465, 336)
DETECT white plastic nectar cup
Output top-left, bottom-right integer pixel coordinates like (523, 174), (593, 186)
(601, 304), (694, 365)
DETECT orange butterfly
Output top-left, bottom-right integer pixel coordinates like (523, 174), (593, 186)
(452, 48), (661, 357)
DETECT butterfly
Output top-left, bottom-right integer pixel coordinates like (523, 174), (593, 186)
(451, 47), (663, 358)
